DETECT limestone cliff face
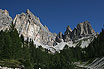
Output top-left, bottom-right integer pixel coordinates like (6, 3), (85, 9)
(56, 32), (63, 43)
(54, 21), (96, 49)
(13, 9), (57, 46)
(0, 9), (96, 50)
(64, 26), (72, 42)
(71, 21), (96, 40)
(62, 21), (96, 42)
(0, 9), (12, 31)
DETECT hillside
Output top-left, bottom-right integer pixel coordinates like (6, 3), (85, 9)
(0, 9), (104, 69)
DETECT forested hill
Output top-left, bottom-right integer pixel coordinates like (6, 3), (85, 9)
(0, 21), (104, 69)
(85, 28), (104, 59)
(0, 24), (77, 69)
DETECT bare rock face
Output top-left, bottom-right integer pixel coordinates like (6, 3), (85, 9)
(58, 21), (96, 43)
(77, 21), (95, 35)
(0, 9), (12, 31)
(64, 25), (72, 42)
(71, 21), (95, 40)
(0, 9), (96, 51)
(13, 9), (57, 46)
(66, 25), (72, 32)
(56, 32), (63, 43)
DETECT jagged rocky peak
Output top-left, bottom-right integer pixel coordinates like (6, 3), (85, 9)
(66, 25), (72, 32)
(0, 9), (9, 16)
(26, 9), (31, 14)
(0, 9), (12, 31)
(26, 9), (40, 22)
(13, 9), (56, 46)
(63, 25), (72, 42)
(58, 32), (63, 39)
(71, 21), (96, 40)
(77, 21), (95, 34)
(44, 25), (49, 32)
(56, 32), (63, 43)
(60, 21), (96, 42)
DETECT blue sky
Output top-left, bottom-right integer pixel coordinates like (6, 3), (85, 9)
(0, 0), (104, 33)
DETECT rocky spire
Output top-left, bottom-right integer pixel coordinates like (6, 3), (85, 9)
(26, 9), (30, 13)
(0, 9), (9, 16)
(4, 9), (9, 16)
(13, 9), (56, 46)
(66, 25), (72, 32)
(71, 21), (96, 40)
(77, 21), (95, 35)
(0, 9), (12, 31)
(58, 21), (96, 42)
(63, 25), (72, 42)
(56, 32), (63, 43)
(26, 9), (33, 15)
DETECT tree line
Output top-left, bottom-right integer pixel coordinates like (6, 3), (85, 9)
(0, 23), (104, 69)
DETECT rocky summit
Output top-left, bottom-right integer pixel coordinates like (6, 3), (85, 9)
(56, 21), (96, 41)
(0, 9), (96, 52)
(71, 21), (96, 40)
(64, 25), (72, 42)
(13, 9), (57, 46)
(0, 9), (12, 31)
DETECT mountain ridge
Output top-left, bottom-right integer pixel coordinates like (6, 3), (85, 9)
(0, 9), (97, 53)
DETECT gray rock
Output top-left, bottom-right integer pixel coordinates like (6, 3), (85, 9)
(0, 9), (12, 31)
(55, 32), (63, 43)
(63, 25), (72, 42)
(13, 9), (56, 46)
(0, 9), (96, 49)
(57, 32), (63, 39)
(86, 57), (104, 69)
(71, 21), (96, 40)
(57, 21), (96, 43)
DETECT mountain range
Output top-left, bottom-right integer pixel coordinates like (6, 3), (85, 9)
(0, 9), (97, 53)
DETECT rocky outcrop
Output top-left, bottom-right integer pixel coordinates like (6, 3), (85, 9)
(0, 9), (96, 51)
(56, 32), (63, 43)
(54, 21), (96, 49)
(71, 21), (95, 40)
(64, 25), (72, 42)
(0, 9), (12, 31)
(0, 66), (20, 69)
(76, 57), (104, 69)
(62, 21), (96, 42)
(13, 9), (57, 46)
(86, 57), (104, 69)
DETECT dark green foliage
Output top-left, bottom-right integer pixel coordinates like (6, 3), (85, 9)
(0, 26), (76, 69)
(0, 27), (22, 59)
(3, 23), (104, 68)
(0, 23), (93, 69)
(84, 29), (104, 60)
